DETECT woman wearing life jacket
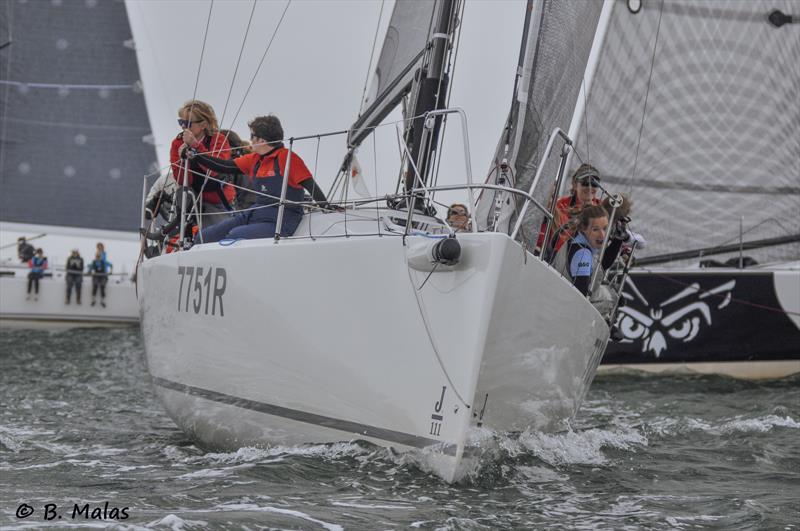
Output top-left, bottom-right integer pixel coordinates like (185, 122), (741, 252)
(170, 100), (234, 227)
(189, 114), (330, 242)
(552, 205), (624, 296)
(538, 164), (602, 260)
(27, 248), (48, 300)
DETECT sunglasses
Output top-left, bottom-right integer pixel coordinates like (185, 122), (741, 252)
(579, 180), (600, 188)
(448, 209), (468, 216)
(178, 118), (204, 128)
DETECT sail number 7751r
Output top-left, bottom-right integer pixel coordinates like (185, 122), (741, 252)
(177, 266), (227, 316)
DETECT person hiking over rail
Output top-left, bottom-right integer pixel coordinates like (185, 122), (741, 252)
(187, 114), (330, 242)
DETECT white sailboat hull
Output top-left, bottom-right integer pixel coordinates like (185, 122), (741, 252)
(138, 230), (608, 481)
(0, 274), (138, 326)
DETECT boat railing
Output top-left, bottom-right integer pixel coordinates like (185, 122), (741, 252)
(0, 261), (131, 282)
(510, 128), (573, 242)
(140, 113), (621, 287)
(408, 183), (552, 232)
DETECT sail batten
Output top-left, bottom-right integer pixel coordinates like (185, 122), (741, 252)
(601, 176), (800, 196)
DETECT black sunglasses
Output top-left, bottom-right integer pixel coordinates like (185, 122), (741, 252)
(448, 208), (468, 216)
(178, 118), (204, 128)
(579, 180), (600, 188)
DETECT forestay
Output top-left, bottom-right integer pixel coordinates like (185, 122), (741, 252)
(475, 0), (604, 240)
(571, 0), (800, 264)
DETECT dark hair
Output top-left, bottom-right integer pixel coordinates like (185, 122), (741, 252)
(577, 205), (608, 230)
(248, 115), (284, 144)
(219, 129), (251, 157)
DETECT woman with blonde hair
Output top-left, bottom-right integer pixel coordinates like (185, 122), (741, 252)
(169, 100), (235, 226)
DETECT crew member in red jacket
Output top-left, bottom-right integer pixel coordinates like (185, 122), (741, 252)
(537, 163), (602, 260)
(189, 115), (330, 242)
(170, 100), (235, 226)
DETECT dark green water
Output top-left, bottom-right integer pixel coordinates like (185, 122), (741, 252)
(1, 327), (798, 530)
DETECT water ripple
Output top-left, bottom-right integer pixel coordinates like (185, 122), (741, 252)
(1, 328), (798, 529)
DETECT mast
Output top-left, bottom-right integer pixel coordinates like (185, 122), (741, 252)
(341, 0), (460, 208)
(402, 0), (458, 196)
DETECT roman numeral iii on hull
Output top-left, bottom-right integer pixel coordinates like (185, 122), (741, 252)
(177, 266), (227, 316)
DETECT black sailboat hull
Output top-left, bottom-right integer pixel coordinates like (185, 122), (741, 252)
(601, 268), (800, 378)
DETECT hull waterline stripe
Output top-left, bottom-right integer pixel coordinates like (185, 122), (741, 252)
(151, 376), (456, 454)
(0, 313), (137, 323)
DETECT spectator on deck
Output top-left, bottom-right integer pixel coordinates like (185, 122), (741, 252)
(27, 248), (47, 301)
(88, 250), (112, 307)
(17, 237), (35, 263)
(65, 249), (84, 305)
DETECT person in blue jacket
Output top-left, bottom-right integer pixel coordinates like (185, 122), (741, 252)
(557, 205), (624, 296)
(27, 248), (48, 300)
(87, 250), (112, 307)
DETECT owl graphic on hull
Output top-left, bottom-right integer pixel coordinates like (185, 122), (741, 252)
(614, 277), (736, 358)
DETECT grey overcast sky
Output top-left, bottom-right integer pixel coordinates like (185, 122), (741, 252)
(126, 0), (525, 200)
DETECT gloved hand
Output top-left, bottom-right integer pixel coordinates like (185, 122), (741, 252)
(612, 218), (631, 242)
(178, 143), (197, 160)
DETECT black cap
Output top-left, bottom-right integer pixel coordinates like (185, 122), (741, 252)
(573, 163), (601, 186)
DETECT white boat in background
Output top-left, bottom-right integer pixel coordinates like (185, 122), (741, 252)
(138, 0), (624, 481)
(0, 223), (139, 327)
(0, 1), (158, 326)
